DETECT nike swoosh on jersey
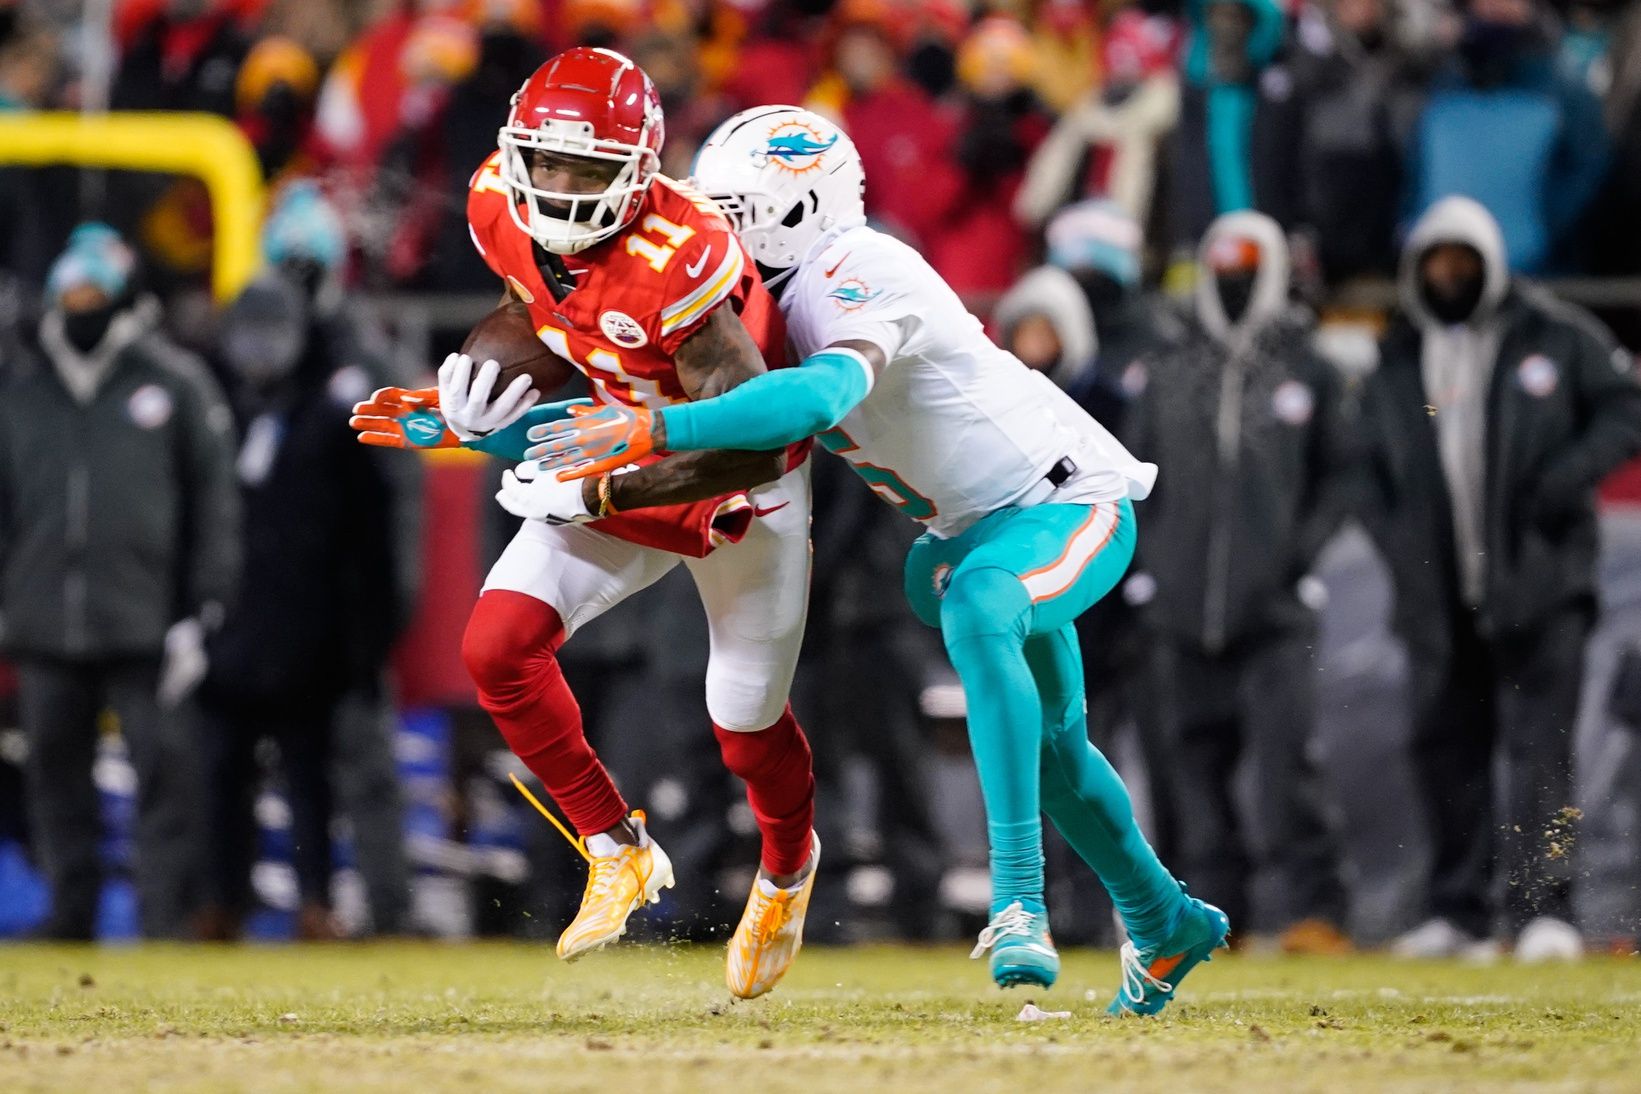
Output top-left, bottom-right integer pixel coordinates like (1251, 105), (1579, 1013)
(824, 253), (850, 278)
(751, 501), (790, 518)
(685, 247), (713, 278)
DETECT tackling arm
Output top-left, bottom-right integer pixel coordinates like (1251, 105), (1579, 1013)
(657, 341), (881, 452)
(531, 339), (884, 480)
(592, 304), (788, 512)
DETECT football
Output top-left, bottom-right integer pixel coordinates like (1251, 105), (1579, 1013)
(460, 300), (575, 397)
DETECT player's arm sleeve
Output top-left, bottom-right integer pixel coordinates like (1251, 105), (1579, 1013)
(657, 347), (876, 452)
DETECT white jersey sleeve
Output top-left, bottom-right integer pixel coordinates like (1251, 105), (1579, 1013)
(789, 236), (917, 371)
(783, 227), (1154, 538)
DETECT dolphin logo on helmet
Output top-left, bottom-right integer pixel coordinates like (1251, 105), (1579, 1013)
(761, 129), (839, 173)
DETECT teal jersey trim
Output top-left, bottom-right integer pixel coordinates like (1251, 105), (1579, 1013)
(658, 350), (871, 452)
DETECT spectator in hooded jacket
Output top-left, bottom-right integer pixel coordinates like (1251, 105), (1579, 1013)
(1125, 211), (1355, 954)
(257, 186), (423, 936)
(1407, 0), (1608, 274)
(1363, 197), (1641, 962)
(0, 224), (240, 940)
(996, 265), (1101, 406)
(195, 272), (403, 940)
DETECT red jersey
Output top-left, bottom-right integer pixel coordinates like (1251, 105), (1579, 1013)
(466, 155), (795, 556)
(468, 153), (784, 406)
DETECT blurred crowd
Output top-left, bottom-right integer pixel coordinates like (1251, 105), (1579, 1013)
(3, 0), (1641, 305)
(2, 0), (1641, 957)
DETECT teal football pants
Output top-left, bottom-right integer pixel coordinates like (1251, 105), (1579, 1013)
(904, 499), (1185, 945)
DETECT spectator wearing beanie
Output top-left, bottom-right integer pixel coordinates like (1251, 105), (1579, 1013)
(926, 17), (1053, 299)
(0, 223), (239, 940)
(1043, 199), (1187, 431)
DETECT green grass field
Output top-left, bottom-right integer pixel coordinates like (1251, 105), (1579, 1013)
(2, 943), (1638, 1092)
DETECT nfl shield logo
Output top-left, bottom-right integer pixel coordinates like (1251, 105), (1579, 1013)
(1271, 380), (1315, 426)
(1517, 355), (1559, 399)
(600, 310), (648, 349)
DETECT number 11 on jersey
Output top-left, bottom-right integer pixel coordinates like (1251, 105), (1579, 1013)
(625, 214), (696, 273)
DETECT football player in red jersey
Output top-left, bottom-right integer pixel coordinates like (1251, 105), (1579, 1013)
(355, 48), (817, 998)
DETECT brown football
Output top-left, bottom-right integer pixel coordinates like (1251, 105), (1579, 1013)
(460, 300), (575, 397)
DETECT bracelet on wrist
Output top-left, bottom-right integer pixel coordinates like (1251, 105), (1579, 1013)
(597, 472), (619, 517)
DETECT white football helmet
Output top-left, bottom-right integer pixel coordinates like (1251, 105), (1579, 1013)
(690, 106), (866, 288)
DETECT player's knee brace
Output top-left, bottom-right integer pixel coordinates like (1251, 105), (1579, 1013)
(461, 590), (567, 706)
(939, 565), (1031, 647)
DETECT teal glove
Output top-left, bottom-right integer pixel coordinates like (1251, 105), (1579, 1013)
(469, 398), (595, 461)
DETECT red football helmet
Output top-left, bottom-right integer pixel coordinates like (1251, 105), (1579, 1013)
(498, 47), (665, 254)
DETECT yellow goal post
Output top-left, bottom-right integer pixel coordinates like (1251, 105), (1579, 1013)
(0, 111), (264, 302)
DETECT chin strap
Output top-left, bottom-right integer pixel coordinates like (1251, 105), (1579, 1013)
(532, 242), (580, 301)
(757, 261), (799, 295)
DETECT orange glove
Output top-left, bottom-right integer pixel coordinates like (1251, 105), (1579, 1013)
(349, 386), (459, 449)
(526, 402), (660, 481)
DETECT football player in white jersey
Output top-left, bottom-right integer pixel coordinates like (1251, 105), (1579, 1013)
(530, 107), (1227, 1012)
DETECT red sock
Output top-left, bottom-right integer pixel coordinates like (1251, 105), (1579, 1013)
(462, 590), (628, 836)
(714, 706), (815, 877)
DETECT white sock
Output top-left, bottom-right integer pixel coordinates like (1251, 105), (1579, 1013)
(586, 832), (621, 857)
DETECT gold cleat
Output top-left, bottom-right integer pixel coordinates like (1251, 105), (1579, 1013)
(725, 833), (821, 999)
(508, 774), (674, 961)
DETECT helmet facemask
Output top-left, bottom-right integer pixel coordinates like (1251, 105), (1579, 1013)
(705, 186), (821, 289)
(499, 114), (659, 255)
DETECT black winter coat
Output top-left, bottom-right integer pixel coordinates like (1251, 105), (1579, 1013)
(1361, 287), (1641, 647)
(0, 318), (240, 658)
(1126, 310), (1353, 651)
(201, 351), (400, 712)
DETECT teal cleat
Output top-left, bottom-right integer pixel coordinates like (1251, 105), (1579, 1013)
(1107, 897), (1230, 1016)
(971, 901), (1059, 989)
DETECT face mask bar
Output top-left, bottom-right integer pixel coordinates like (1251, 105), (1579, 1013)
(498, 120), (658, 253)
(703, 187), (805, 270)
